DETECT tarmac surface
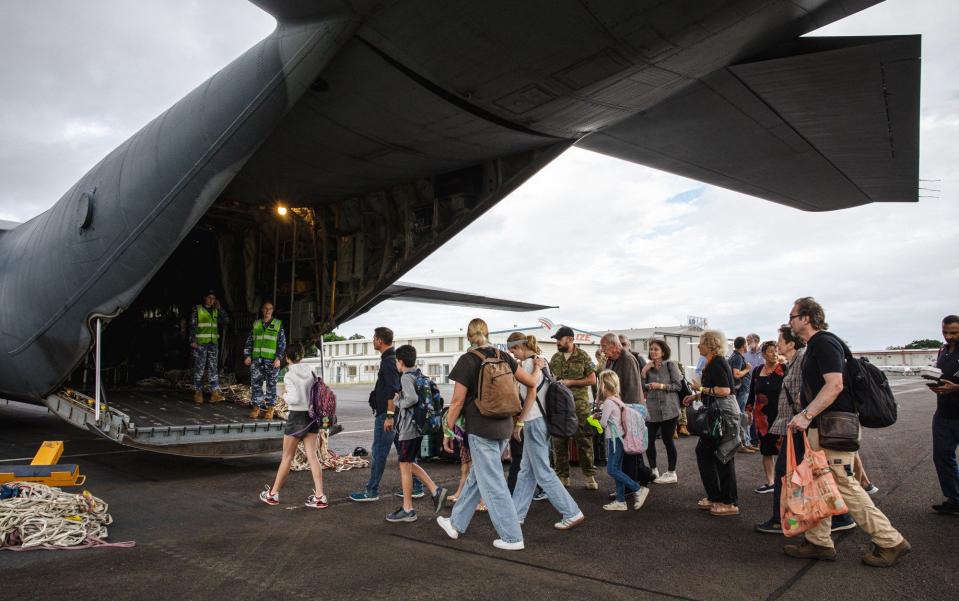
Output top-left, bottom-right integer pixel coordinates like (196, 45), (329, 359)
(2, 378), (957, 600)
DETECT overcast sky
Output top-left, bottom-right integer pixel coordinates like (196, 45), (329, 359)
(1, 1), (956, 350)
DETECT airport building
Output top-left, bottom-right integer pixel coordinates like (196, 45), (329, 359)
(305, 319), (707, 384)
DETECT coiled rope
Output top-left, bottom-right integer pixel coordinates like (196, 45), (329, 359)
(290, 431), (369, 473)
(0, 483), (135, 551)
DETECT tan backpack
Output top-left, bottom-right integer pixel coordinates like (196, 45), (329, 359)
(468, 348), (521, 417)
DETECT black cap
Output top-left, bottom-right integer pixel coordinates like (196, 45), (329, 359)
(551, 326), (574, 340)
(204, 289), (216, 297)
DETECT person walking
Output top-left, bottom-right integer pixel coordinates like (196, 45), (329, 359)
(746, 340), (784, 494)
(600, 333), (655, 495)
(385, 345), (449, 523)
(929, 314), (959, 514)
(549, 326), (598, 490)
(436, 318), (543, 551)
(597, 370), (650, 511)
(783, 297), (910, 567)
(243, 300), (286, 420)
(259, 345), (327, 509)
(641, 339), (683, 484)
(507, 333), (584, 530)
(350, 327), (404, 502)
(682, 330), (741, 517)
(190, 290), (229, 404)
(754, 325), (856, 534)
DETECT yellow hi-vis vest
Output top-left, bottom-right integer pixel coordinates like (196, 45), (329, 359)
(251, 318), (282, 360)
(195, 305), (219, 345)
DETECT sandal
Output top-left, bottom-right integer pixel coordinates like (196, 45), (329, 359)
(446, 495), (458, 506)
(709, 503), (740, 517)
(476, 502), (488, 512)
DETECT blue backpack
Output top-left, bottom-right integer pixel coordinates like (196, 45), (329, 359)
(412, 369), (445, 435)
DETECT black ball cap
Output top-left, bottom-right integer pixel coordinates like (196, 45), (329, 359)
(551, 326), (575, 339)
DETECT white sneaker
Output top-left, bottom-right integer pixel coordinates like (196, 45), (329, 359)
(654, 471), (678, 484)
(633, 487), (650, 510)
(436, 516), (459, 540)
(603, 500), (628, 511)
(650, 468), (660, 480)
(493, 538), (524, 551)
(554, 511), (585, 530)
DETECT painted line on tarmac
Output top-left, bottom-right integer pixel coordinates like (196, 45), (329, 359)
(389, 532), (703, 601)
(0, 449), (143, 463)
(895, 386), (935, 395)
(341, 429), (374, 435)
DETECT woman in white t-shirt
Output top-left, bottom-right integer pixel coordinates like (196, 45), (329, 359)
(506, 333), (584, 530)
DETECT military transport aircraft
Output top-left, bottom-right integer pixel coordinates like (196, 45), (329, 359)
(0, 0), (920, 456)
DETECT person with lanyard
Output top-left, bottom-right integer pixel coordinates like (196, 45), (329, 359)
(243, 300), (286, 420)
(929, 314), (959, 514)
(190, 289), (230, 404)
(436, 318), (543, 551)
(682, 330), (741, 517)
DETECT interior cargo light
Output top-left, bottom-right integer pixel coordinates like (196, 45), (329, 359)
(276, 205), (288, 216)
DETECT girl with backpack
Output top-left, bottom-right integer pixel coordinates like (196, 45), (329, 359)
(259, 345), (328, 509)
(597, 369), (650, 511)
(506, 333), (584, 530)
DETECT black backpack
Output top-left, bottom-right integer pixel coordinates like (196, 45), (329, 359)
(820, 332), (898, 428)
(529, 362), (579, 438)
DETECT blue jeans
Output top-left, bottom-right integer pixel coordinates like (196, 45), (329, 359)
(606, 438), (641, 502)
(933, 413), (959, 503)
(735, 387), (751, 446)
(512, 418), (581, 521)
(365, 413), (395, 496)
(450, 434), (523, 544)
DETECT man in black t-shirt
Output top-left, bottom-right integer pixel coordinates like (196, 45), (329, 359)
(783, 297), (909, 568)
(930, 315), (959, 514)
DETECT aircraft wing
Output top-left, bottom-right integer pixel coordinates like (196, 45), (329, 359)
(356, 281), (556, 316)
(576, 36), (921, 211)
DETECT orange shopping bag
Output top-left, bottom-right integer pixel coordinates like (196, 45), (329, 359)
(780, 431), (848, 537)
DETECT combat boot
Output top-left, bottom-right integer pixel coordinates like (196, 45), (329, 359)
(193, 391), (204, 404)
(584, 476), (599, 490)
(249, 406), (261, 419)
(783, 539), (836, 561)
(862, 539), (911, 568)
(209, 389), (225, 403)
(678, 425), (690, 437)
(264, 406), (275, 420)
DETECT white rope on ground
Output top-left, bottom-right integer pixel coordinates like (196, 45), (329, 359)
(290, 430), (369, 473)
(0, 483), (135, 551)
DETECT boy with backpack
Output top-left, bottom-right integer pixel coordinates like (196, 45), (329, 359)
(387, 344), (449, 523)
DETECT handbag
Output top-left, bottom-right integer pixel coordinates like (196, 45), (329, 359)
(781, 431), (849, 537)
(816, 411), (861, 452)
(689, 402), (722, 441)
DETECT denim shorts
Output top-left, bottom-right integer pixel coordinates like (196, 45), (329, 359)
(284, 410), (319, 438)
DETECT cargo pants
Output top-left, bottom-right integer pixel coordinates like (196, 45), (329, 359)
(804, 428), (904, 549)
(250, 357), (279, 409)
(551, 398), (596, 478)
(192, 344), (220, 391)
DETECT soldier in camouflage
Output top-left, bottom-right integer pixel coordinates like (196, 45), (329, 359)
(244, 300), (287, 420)
(190, 290), (230, 404)
(549, 326), (599, 489)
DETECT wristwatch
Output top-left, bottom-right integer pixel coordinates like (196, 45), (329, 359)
(800, 409), (812, 420)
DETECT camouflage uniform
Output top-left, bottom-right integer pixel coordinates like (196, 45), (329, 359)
(244, 320), (287, 410)
(550, 346), (597, 478)
(190, 304), (229, 391)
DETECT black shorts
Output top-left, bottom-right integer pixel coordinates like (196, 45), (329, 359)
(397, 437), (422, 463)
(284, 410), (319, 438)
(759, 432), (782, 456)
